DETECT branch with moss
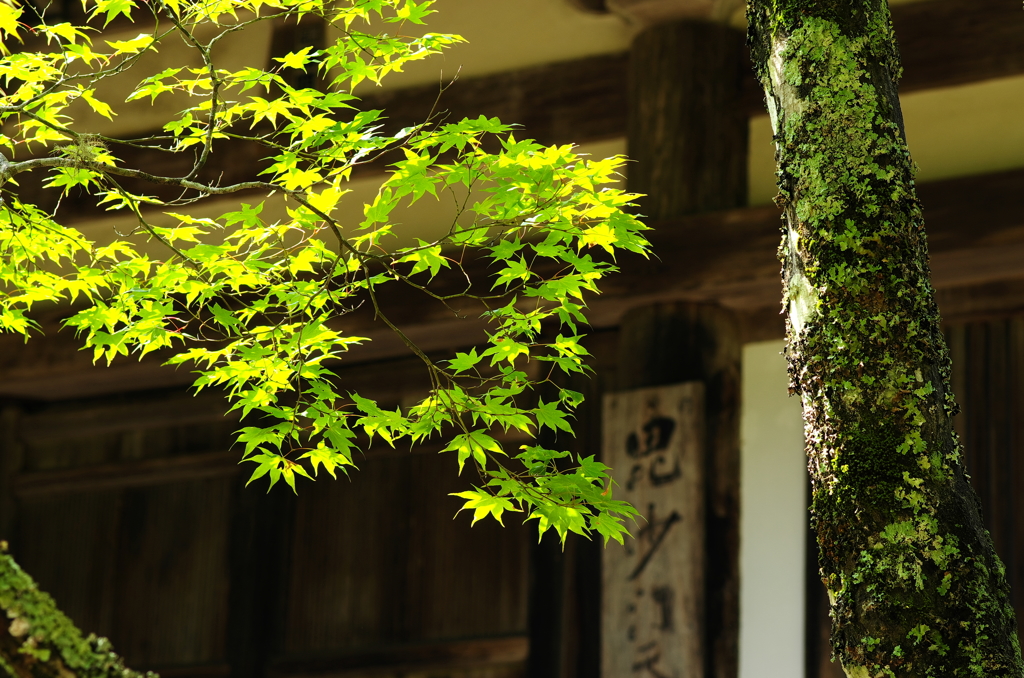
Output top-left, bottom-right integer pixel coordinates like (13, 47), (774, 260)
(0, 544), (154, 678)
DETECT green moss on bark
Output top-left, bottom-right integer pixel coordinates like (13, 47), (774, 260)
(747, 0), (1023, 676)
(0, 544), (154, 678)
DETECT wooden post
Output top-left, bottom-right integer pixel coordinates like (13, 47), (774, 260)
(626, 20), (748, 220)
(609, 6), (748, 676)
(614, 302), (741, 678)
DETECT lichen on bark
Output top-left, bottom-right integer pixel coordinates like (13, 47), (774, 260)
(747, 0), (1024, 676)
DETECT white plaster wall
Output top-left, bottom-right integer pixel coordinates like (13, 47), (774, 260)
(739, 340), (807, 678)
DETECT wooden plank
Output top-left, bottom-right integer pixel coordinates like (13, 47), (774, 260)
(151, 664), (232, 678)
(527, 531), (570, 678)
(225, 477), (297, 678)
(0, 406), (22, 541)
(401, 452), (529, 641)
(271, 636), (528, 677)
(111, 477), (233, 668)
(1008, 318), (1024, 627)
(941, 315), (1024, 650)
(284, 450), (527, 656)
(602, 382), (705, 678)
(15, 489), (122, 639)
(14, 451), (240, 497)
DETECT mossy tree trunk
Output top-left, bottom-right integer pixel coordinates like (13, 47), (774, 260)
(747, 1), (1024, 675)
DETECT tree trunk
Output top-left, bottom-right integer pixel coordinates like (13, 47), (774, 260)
(747, 1), (1024, 676)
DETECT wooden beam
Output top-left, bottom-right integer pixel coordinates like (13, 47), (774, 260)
(17, 391), (238, 445)
(595, 165), (1024, 313)
(367, 0), (1024, 142)
(13, 451), (240, 497)
(10, 424), (529, 499)
(269, 636), (529, 677)
(3, 166), (1023, 400)
(894, 0), (1024, 93)
(365, 52), (629, 147)
(567, 0), (610, 11)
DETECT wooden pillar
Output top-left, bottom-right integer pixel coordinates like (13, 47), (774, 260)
(616, 303), (741, 678)
(607, 4), (747, 677)
(626, 19), (748, 220)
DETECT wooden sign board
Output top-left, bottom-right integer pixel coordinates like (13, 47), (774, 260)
(602, 382), (705, 678)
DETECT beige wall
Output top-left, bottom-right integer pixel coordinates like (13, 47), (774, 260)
(739, 340), (807, 678)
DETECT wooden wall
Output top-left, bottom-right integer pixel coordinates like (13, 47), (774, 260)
(0, 357), (532, 678)
(4, 389), (239, 675)
(17, 304), (1024, 678)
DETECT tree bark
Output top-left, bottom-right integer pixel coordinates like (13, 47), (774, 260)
(0, 546), (151, 678)
(747, 1), (1024, 676)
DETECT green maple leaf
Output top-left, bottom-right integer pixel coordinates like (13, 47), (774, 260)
(442, 431), (504, 473)
(533, 399), (573, 434)
(448, 347), (482, 374)
(298, 444), (354, 480)
(451, 489), (518, 526)
(590, 512), (631, 546)
(277, 46), (315, 70)
(92, 0), (136, 26)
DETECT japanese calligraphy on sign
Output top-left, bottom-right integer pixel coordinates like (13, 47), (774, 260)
(602, 382), (705, 678)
